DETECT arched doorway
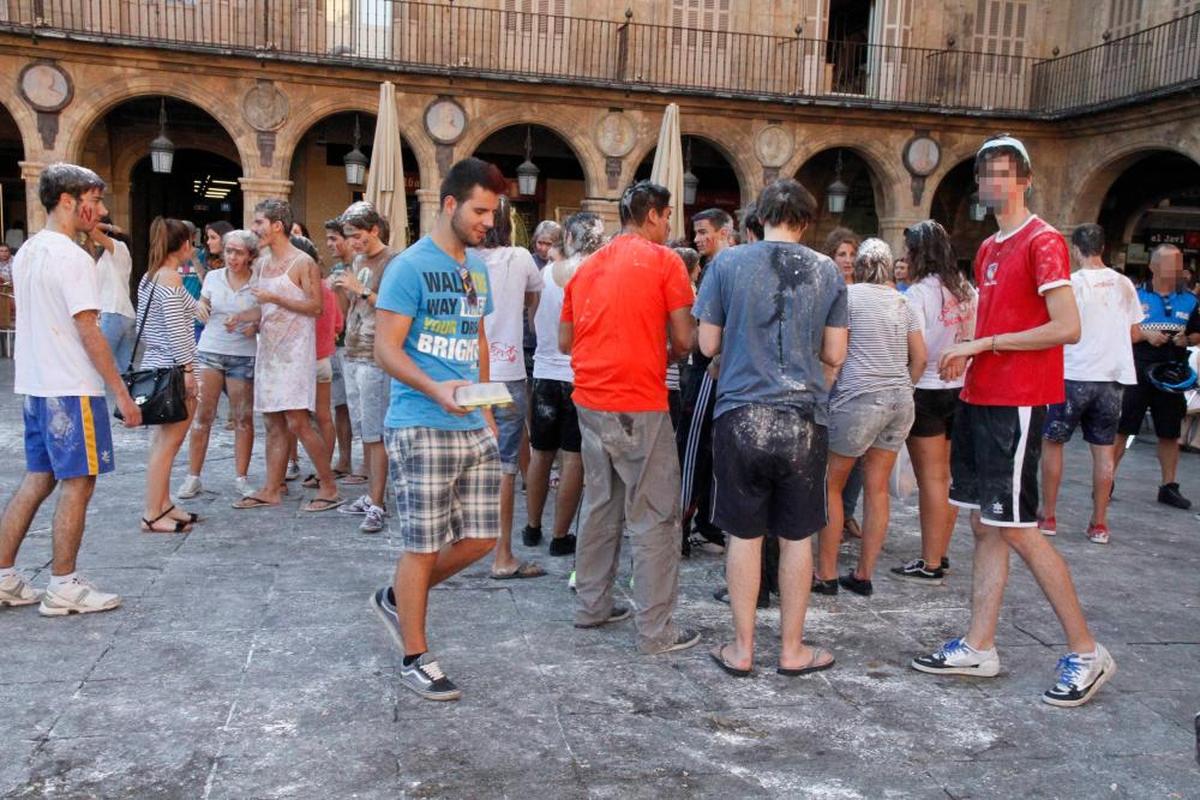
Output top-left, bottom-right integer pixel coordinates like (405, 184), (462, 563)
(288, 111), (420, 262)
(1094, 150), (1200, 280)
(795, 148), (880, 249)
(0, 103), (27, 251)
(930, 158), (992, 272)
(473, 124), (585, 239)
(634, 136), (741, 243)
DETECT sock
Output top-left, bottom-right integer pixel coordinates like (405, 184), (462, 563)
(48, 572), (78, 590)
(188, 473), (200, 480)
(0, 567), (17, 581)
(1077, 648), (1099, 660)
(527, 523), (541, 531)
(402, 652), (426, 667)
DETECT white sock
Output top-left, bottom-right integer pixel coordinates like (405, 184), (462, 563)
(1077, 648), (1099, 660)
(0, 567), (17, 581)
(48, 572), (78, 590)
(188, 473), (200, 480)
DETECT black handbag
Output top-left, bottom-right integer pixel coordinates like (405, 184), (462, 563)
(114, 278), (189, 426)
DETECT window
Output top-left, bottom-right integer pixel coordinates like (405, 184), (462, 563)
(972, 0), (1029, 74)
(671, 0), (731, 50)
(1106, 0), (1143, 39)
(504, 0), (568, 36)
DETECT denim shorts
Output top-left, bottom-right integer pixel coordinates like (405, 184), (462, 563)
(196, 350), (256, 381)
(828, 389), (916, 457)
(492, 379), (529, 474)
(1044, 380), (1123, 445)
(344, 358), (389, 443)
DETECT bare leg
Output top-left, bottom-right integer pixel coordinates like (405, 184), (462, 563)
(1157, 437), (1179, 485)
(1001, 526), (1097, 653)
(315, 381), (335, 457)
(492, 473), (518, 571)
(815, 454), (856, 581)
(1089, 443), (1115, 527)
(249, 412), (289, 503)
(187, 368), (224, 478)
(964, 513), (1011, 651)
(144, 403), (194, 525)
(393, 538), (496, 655)
(1039, 439), (1064, 521)
(284, 409), (337, 501)
(778, 537), (823, 670)
(553, 452), (584, 538)
(525, 448), (555, 532)
(51, 476), (97, 574)
(365, 441), (388, 508)
(0, 472), (57, 567)
(854, 446), (899, 581)
(227, 378), (255, 478)
(907, 434), (958, 565)
(333, 403), (353, 473)
(719, 534), (762, 670)
(1112, 435), (1128, 481)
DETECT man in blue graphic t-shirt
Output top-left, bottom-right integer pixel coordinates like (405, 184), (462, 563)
(369, 158), (507, 702)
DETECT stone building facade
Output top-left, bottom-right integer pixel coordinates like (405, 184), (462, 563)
(0, 0), (1197, 271)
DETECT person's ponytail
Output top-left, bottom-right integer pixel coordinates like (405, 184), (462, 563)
(147, 216), (190, 278)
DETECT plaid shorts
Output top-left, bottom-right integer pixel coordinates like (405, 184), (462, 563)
(385, 426), (501, 554)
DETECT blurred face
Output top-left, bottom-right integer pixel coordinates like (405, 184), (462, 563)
(693, 219), (727, 257)
(206, 228), (223, 255)
(224, 242), (252, 272)
(893, 258), (909, 282)
(0, 245), (10, 261)
(976, 152), (1029, 214)
(534, 234), (556, 261)
(834, 242), (856, 280)
(644, 206), (672, 245)
(1150, 248), (1183, 282)
(447, 187), (499, 248)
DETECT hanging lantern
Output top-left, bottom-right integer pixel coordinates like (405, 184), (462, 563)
(150, 98), (175, 175)
(969, 192), (988, 222)
(826, 149), (849, 215)
(516, 126), (540, 196)
(682, 137), (699, 205)
(344, 114), (368, 186)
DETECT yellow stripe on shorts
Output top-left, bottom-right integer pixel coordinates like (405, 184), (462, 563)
(79, 396), (99, 475)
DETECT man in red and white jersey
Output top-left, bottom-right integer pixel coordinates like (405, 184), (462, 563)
(910, 135), (1115, 708)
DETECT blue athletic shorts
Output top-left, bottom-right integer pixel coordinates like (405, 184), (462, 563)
(24, 395), (115, 480)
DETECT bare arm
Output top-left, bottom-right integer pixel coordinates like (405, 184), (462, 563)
(907, 329), (927, 386)
(698, 321), (723, 359)
(477, 316), (497, 435)
(668, 306), (695, 362)
(558, 321), (574, 355)
(820, 326), (849, 390)
(374, 309), (470, 416)
(256, 262), (323, 317)
(73, 310), (141, 426)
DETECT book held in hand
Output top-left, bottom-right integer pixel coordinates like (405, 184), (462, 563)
(453, 382), (514, 408)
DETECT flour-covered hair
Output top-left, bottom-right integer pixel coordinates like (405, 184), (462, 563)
(563, 212), (605, 258)
(853, 238), (894, 285)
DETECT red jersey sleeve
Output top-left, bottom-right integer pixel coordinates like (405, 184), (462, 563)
(661, 250), (694, 312)
(1030, 231), (1070, 295)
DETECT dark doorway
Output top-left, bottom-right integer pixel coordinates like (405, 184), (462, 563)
(930, 159), (992, 273)
(474, 125), (585, 236)
(828, 0), (873, 94)
(634, 137), (742, 242)
(0, 105), (24, 251)
(130, 149), (242, 281)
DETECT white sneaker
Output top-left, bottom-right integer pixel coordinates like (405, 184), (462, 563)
(360, 504), (386, 534)
(339, 494), (373, 516)
(911, 637), (1001, 677)
(234, 476), (252, 497)
(1043, 644), (1116, 708)
(177, 475), (203, 499)
(0, 574), (41, 607)
(285, 461), (301, 481)
(38, 577), (121, 617)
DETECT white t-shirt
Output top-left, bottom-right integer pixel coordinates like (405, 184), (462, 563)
(198, 268), (259, 357)
(96, 240), (135, 319)
(532, 262), (573, 382)
(905, 275), (978, 390)
(1063, 267), (1142, 385)
(13, 230), (106, 397)
(475, 246), (543, 383)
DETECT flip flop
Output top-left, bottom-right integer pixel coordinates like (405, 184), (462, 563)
(338, 473), (369, 485)
(302, 496), (345, 513)
(777, 647), (835, 677)
(301, 474), (320, 489)
(233, 495), (278, 510)
(710, 644), (752, 678)
(490, 561), (546, 580)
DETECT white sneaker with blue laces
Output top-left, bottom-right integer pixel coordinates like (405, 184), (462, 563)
(1042, 644), (1115, 708)
(911, 637), (1001, 677)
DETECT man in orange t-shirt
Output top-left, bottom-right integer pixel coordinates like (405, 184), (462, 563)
(559, 180), (699, 655)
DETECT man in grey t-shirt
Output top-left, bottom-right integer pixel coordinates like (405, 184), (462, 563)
(693, 178), (847, 679)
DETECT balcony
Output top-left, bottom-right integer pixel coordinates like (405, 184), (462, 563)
(1, 1), (1197, 119)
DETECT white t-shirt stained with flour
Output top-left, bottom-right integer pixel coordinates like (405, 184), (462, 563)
(905, 275), (978, 390)
(474, 246), (543, 383)
(13, 230), (106, 397)
(1063, 267), (1142, 385)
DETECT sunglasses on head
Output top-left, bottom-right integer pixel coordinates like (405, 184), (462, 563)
(459, 266), (478, 309)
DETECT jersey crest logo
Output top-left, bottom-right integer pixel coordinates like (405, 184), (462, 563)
(983, 262), (1000, 286)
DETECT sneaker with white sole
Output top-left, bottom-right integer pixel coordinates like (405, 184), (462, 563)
(0, 574), (41, 607)
(285, 461), (301, 482)
(1086, 523), (1110, 544)
(339, 494), (373, 516)
(574, 605), (632, 629)
(360, 504), (386, 534)
(1038, 514), (1057, 536)
(890, 558), (945, 585)
(650, 628), (702, 654)
(233, 476), (252, 497)
(1042, 644), (1116, 708)
(911, 637), (1001, 677)
(177, 475), (203, 499)
(38, 577), (121, 617)
(399, 653), (462, 701)
(369, 587), (403, 652)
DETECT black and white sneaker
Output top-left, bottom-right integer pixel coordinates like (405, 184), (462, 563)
(890, 558), (945, 585)
(369, 587), (403, 652)
(1042, 644), (1115, 708)
(574, 605), (631, 629)
(399, 653), (462, 701)
(911, 637), (1001, 677)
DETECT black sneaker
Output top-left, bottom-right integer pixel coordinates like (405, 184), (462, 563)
(652, 628), (702, 654)
(890, 558), (945, 586)
(712, 586), (770, 609)
(369, 587), (403, 652)
(521, 524), (543, 547)
(941, 557), (950, 573)
(548, 534), (576, 556)
(399, 653), (462, 701)
(574, 605), (631, 628)
(811, 577), (838, 596)
(1158, 482), (1192, 510)
(838, 572), (873, 597)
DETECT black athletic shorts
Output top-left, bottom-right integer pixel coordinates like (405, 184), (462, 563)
(1044, 380), (1124, 445)
(1117, 365), (1186, 440)
(949, 401), (1044, 528)
(711, 404), (828, 541)
(529, 378), (581, 453)
(910, 387), (961, 438)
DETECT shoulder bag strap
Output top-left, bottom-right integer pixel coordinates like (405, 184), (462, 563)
(127, 275), (158, 372)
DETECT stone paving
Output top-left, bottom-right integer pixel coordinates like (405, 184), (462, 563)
(0, 362), (1198, 799)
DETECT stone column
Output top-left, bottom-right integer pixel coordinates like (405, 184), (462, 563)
(876, 216), (924, 260)
(108, 180), (132, 231)
(237, 177), (294, 228)
(580, 197), (621, 235)
(417, 189), (440, 237)
(19, 162), (46, 233)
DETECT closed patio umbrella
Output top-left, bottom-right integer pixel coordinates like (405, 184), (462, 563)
(649, 103), (685, 242)
(365, 81), (408, 249)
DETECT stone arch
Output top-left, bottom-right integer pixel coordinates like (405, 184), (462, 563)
(784, 138), (905, 222)
(59, 77), (255, 169)
(273, 92), (436, 191)
(1066, 142), (1200, 226)
(112, 133), (240, 188)
(625, 129), (754, 207)
(0, 94), (40, 162)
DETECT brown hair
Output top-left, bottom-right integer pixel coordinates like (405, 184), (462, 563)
(822, 227), (860, 259)
(147, 217), (191, 277)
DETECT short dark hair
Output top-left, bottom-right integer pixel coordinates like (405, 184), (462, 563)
(1071, 223), (1105, 259)
(440, 157), (507, 205)
(323, 217), (345, 236)
(673, 247), (700, 273)
(619, 180), (671, 226)
(483, 195), (513, 248)
(756, 178), (817, 230)
(290, 234), (320, 264)
(254, 198), (294, 234)
(206, 220), (234, 239)
(691, 208), (733, 230)
(341, 201), (390, 243)
(38, 163), (106, 212)
(738, 202), (764, 241)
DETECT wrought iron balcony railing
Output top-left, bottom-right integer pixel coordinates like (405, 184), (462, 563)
(2, 1), (1197, 119)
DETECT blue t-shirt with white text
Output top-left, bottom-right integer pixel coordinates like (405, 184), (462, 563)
(377, 236), (495, 430)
